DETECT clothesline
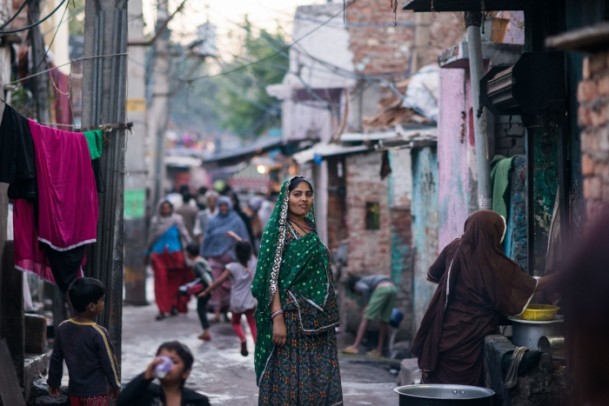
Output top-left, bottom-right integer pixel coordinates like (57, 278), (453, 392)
(29, 121), (133, 133)
(1, 99), (134, 133)
(3, 52), (129, 88)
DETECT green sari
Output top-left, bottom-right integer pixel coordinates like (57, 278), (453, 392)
(252, 177), (341, 402)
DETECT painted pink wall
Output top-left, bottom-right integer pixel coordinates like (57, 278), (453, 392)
(501, 11), (525, 45)
(437, 68), (477, 250)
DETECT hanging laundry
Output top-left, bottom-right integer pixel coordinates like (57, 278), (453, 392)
(0, 104), (36, 199)
(13, 199), (86, 291)
(12, 116), (99, 293)
(27, 119), (98, 250)
(13, 199), (54, 282)
(490, 154), (515, 220)
(84, 129), (105, 193)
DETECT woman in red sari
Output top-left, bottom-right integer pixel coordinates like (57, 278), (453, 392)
(412, 210), (554, 386)
(146, 200), (192, 321)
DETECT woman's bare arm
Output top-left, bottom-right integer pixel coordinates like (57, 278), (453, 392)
(271, 290), (286, 346)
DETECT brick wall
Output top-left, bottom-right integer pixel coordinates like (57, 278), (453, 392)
(342, 151), (415, 341)
(494, 115), (526, 157)
(345, 152), (392, 275)
(577, 51), (609, 219)
(345, 1), (462, 77)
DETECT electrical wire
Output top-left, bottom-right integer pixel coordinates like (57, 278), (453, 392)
(31, 1), (69, 75)
(4, 52), (129, 87)
(295, 13), (416, 28)
(0, 0), (67, 34)
(187, 3), (353, 82)
(0, 0), (29, 30)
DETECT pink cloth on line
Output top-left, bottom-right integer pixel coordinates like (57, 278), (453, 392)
(27, 120), (98, 250)
(13, 199), (54, 282)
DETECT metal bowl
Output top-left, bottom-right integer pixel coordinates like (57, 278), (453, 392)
(395, 384), (495, 405)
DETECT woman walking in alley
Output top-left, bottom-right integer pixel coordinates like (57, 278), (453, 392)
(146, 200), (192, 321)
(252, 176), (343, 405)
(411, 209), (555, 386)
(200, 195), (249, 322)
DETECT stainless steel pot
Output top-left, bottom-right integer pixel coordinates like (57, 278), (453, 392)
(509, 316), (564, 348)
(394, 384), (495, 406)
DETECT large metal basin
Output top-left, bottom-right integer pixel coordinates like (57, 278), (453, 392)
(395, 384), (495, 406)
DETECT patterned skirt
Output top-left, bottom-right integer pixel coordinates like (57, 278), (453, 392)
(258, 296), (343, 405)
(69, 395), (108, 406)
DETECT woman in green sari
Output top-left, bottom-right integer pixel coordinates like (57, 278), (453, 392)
(252, 176), (343, 405)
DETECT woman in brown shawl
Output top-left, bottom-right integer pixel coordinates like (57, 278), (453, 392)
(411, 210), (553, 386)
(146, 200), (192, 321)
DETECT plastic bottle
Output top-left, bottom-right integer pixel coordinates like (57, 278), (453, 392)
(154, 355), (173, 379)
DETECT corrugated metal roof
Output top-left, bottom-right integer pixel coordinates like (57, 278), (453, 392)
(292, 143), (370, 164)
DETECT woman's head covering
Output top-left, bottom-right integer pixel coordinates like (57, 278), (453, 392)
(148, 199), (189, 249)
(448, 210), (533, 315)
(200, 196), (248, 258)
(156, 199), (173, 216)
(461, 209), (507, 258)
(254, 176), (315, 302)
(216, 195), (233, 212)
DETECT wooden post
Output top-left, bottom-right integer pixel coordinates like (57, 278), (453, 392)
(0, 242), (24, 387)
(82, 0), (129, 369)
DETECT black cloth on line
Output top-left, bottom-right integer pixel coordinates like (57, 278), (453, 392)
(43, 243), (87, 294)
(92, 158), (105, 193)
(0, 104), (36, 199)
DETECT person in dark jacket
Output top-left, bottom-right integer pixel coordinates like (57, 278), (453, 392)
(117, 341), (210, 406)
(47, 277), (121, 403)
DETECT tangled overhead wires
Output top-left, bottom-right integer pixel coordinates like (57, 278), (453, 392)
(0, 0), (29, 31)
(0, 0), (67, 35)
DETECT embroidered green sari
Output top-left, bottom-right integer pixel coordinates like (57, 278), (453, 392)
(251, 177), (341, 400)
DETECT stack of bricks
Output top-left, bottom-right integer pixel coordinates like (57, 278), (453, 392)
(578, 51), (609, 219)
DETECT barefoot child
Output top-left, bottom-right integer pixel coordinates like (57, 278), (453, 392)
(47, 277), (121, 403)
(199, 237), (257, 356)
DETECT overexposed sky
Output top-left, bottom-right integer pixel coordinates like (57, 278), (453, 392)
(144, 0), (326, 51)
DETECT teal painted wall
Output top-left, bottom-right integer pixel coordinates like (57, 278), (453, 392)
(411, 146), (439, 331)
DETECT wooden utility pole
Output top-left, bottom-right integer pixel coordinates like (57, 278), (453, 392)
(123, 0), (148, 306)
(29, 0), (49, 124)
(81, 0), (129, 365)
(149, 0), (172, 208)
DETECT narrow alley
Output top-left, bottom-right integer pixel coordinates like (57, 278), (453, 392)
(120, 286), (398, 405)
(121, 303), (398, 405)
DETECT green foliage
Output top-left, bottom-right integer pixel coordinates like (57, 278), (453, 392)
(9, 85), (36, 119)
(214, 21), (289, 139)
(68, 0), (85, 36)
(170, 19), (289, 141)
(171, 56), (223, 136)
